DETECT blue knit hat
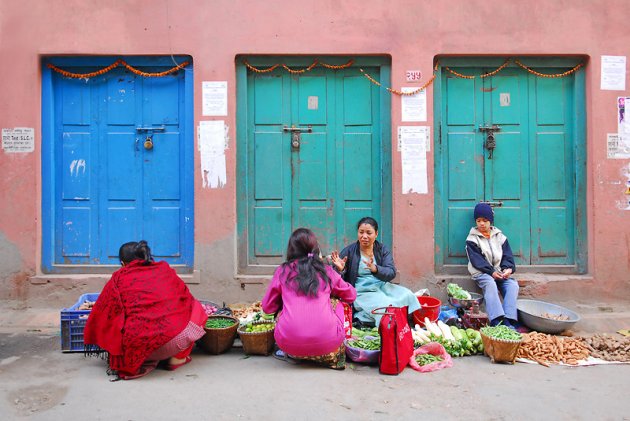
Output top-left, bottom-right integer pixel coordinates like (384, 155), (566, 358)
(474, 203), (494, 223)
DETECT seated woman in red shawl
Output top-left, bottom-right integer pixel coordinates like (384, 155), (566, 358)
(84, 241), (208, 380)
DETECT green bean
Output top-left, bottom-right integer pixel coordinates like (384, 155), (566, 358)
(415, 354), (443, 366)
(480, 325), (522, 341)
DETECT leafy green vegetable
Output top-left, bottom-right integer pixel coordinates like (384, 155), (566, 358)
(351, 326), (379, 338)
(447, 283), (472, 300)
(347, 337), (381, 350)
(205, 318), (237, 329)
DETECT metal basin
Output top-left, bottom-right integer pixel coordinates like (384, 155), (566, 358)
(516, 299), (580, 334)
(448, 292), (484, 310)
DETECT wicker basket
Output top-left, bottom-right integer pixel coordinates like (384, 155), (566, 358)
(480, 331), (522, 364)
(197, 315), (239, 355)
(237, 320), (276, 356)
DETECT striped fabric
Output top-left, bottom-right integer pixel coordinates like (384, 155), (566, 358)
(148, 321), (205, 361)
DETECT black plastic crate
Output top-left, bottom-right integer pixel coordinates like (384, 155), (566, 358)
(60, 293), (103, 353)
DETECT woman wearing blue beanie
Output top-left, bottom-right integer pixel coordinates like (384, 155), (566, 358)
(465, 203), (519, 329)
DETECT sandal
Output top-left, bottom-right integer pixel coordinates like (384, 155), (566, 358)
(117, 360), (158, 380)
(272, 349), (299, 365)
(166, 356), (192, 371)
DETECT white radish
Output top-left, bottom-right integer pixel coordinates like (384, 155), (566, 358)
(424, 318), (442, 336)
(437, 320), (456, 341)
(415, 329), (431, 343)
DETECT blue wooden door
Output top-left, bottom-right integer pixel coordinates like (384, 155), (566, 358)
(241, 62), (387, 270)
(437, 62), (578, 269)
(43, 57), (193, 270)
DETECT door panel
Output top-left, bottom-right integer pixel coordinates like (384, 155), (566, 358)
(439, 64), (576, 268)
(244, 64), (384, 268)
(529, 74), (575, 264)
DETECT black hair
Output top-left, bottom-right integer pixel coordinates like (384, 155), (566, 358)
(118, 240), (154, 266)
(280, 228), (330, 297)
(357, 216), (379, 233)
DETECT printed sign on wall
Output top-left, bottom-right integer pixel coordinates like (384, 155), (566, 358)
(2, 127), (34, 153)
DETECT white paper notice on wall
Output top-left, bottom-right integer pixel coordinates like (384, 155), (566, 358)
(198, 120), (227, 188)
(2, 127), (34, 153)
(400, 128), (428, 194)
(398, 126), (431, 152)
(601, 56), (626, 91)
(608, 133), (630, 159)
(202, 81), (228, 116)
(401, 87), (427, 122)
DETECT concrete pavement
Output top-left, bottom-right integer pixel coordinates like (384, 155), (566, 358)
(0, 299), (629, 420)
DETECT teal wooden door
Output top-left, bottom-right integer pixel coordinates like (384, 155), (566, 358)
(241, 63), (386, 270)
(437, 63), (578, 269)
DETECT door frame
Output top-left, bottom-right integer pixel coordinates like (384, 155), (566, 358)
(41, 55), (195, 273)
(235, 55), (392, 275)
(433, 56), (587, 274)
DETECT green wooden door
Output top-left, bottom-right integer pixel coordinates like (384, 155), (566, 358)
(240, 61), (389, 272)
(437, 61), (580, 270)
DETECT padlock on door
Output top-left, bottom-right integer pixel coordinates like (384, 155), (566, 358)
(291, 131), (301, 149)
(144, 136), (154, 150)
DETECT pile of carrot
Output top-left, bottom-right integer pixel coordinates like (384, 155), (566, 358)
(516, 332), (589, 367)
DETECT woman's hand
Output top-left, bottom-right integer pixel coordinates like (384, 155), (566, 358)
(501, 268), (513, 279)
(331, 251), (347, 272)
(362, 255), (377, 273)
(492, 271), (504, 280)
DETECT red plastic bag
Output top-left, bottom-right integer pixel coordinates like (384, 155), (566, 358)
(408, 342), (453, 372)
(372, 306), (414, 375)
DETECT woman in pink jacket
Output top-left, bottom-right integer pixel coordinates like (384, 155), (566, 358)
(262, 228), (356, 370)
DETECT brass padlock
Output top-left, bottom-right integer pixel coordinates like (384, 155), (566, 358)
(144, 137), (154, 150)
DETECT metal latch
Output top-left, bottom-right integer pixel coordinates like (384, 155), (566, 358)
(135, 127), (165, 151)
(481, 201), (504, 208)
(283, 125), (313, 149)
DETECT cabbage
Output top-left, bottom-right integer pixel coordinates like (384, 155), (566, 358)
(447, 283), (472, 300)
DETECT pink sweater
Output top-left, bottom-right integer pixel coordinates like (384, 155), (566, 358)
(262, 264), (357, 356)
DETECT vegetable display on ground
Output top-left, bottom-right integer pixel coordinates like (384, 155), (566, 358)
(413, 318), (484, 357)
(347, 327), (381, 350)
(347, 337), (381, 350)
(516, 332), (589, 366)
(579, 334), (630, 362)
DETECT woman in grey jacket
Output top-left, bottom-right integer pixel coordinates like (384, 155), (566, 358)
(331, 217), (421, 326)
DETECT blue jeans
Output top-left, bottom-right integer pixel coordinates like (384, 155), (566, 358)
(473, 273), (519, 322)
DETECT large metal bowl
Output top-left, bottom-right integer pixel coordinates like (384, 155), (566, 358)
(516, 299), (580, 334)
(448, 292), (484, 309)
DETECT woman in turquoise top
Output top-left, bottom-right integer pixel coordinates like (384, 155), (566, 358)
(331, 217), (421, 326)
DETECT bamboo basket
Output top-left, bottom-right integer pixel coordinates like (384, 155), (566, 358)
(237, 320), (276, 356)
(480, 331), (522, 364)
(197, 315), (239, 355)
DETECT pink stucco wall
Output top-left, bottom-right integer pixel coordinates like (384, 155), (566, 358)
(0, 0), (628, 303)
